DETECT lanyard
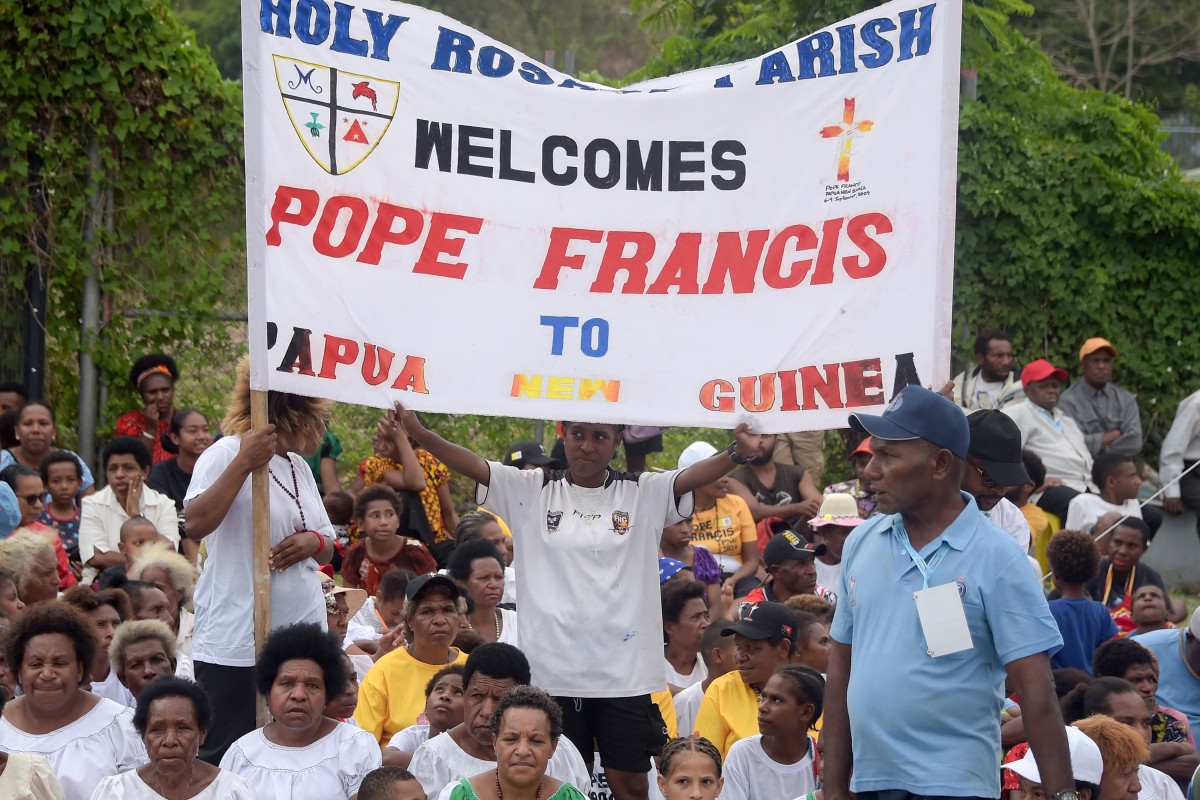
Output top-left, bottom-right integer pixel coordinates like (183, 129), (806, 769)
(893, 516), (952, 590)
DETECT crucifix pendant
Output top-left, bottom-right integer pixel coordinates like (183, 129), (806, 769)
(591, 540), (601, 559)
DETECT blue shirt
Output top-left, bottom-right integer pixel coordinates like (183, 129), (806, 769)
(1133, 628), (1200, 732)
(1048, 597), (1118, 671)
(831, 493), (1063, 797)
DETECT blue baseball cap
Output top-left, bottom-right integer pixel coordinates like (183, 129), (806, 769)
(848, 385), (969, 459)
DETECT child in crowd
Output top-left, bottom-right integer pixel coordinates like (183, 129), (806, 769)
(37, 450), (83, 557)
(0, 464), (75, 590)
(1131, 585), (1173, 636)
(359, 766), (427, 800)
(1084, 518), (1174, 631)
(673, 621), (736, 738)
(96, 516), (162, 590)
(1003, 725), (1103, 800)
(656, 736), (724, 800)
(346, 569), (413, 652)
(384, 664), (465, 769)
(659, 518), (722, 614)
(342, 485), (437, 596)
(323, 490), (355, 547)
(789, 610), (832, 675)
(784, 593), (834, 627)
(720, 664), (823, 800)
(1046, 529), (1118, 671)
(325, 651), (362, 722)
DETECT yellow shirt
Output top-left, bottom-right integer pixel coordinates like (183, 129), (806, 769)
(653, 688), (678, 738)
(354, 646), (468, 746)
(693, 671), (759, 758)
(691, 494), (756, 563)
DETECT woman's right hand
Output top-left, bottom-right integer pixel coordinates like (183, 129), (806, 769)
(236, 424), (278, 472)
(393, 402), (426, 439)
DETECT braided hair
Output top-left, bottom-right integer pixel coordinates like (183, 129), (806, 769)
(660, 735), (723, 779)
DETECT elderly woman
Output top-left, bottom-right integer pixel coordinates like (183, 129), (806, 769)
(315, 571), (373, 680)
(0, 529), (60, 604)
(0, 601), (146, 800)
(0, 403), (94, 496)
(447, 540), (517, 646)
(114, 354), (181, 465)
(62, 586), (134, 707)
(449, 685), (587, 800)
(355, 574), (468, 746)
(0, 566), (25, 626)
(89, 677), (255, 799)
(182, 357), (336, 763)
(1, 465), (75, 590)
(110, 620), (185, 702)
(128, 542), (197, 656)
(220, 623), (380, 797)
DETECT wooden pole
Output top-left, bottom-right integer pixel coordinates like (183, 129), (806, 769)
(251, 389), (272, 727)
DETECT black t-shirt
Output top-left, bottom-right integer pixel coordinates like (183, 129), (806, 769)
(731, 463), (808, 507)
(148, 458), (191, 513)
(1085, 557), (1168, 610)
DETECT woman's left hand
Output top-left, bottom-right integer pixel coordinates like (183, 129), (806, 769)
(269, 530), (324, 571)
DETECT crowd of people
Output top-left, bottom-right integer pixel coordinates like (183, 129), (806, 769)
(0, 333), (1199, 800)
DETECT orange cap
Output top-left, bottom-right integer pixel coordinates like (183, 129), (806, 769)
(1079, 338), (1117, 361)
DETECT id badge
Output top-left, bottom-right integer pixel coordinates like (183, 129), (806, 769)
(913, 582), (974, 657)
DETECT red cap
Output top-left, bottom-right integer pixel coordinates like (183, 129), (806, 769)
(851, 438), (873, 457)
(1020, 359), (1068, 387)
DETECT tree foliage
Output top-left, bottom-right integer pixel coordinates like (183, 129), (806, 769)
(631, 0), (1200, 457)
(0, 0), (246, 438)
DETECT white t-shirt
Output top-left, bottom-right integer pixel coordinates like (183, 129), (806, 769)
(974, 378), (1004, 409)
(497, 606), (519, 647)
(503, 565), (517, 605)
(0, 698), (147, 800)
(412, 729), (591, 800)
(665, 655), (707, 690)
(219, 721), (380, 799)
(673, 680), (705, 737)
(815, 558), (841, 591)
(719, 734), (818, 800)
(479, 464), (692, 697)
(185, 437), (333, 667)
(981, 497), (1031, 554)
(92, 669), (135, 708)
(386, 723), (429, 753)
(1137, 764), (1184, 800)
(1065, 493), (1142, 534)
(89, 768), (257, 799)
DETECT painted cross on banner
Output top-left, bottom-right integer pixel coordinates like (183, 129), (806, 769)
(273, 55), (399, 175)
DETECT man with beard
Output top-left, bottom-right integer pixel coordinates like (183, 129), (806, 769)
(951, 331), (1025, 411)
(727, 433), (822, 530)
(739, 531), (833, 617)
(962, 410), (1034, 553)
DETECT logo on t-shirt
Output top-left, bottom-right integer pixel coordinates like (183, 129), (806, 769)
(547, 511), (562, 534)
(612, 510), (630, 535)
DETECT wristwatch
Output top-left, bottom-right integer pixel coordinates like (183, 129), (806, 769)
(725, 443), (755, 465)
(1050, 790), (1080, 800)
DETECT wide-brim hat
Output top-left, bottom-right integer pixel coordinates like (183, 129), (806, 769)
(810, 493), (867, 528)
(316, 573), (368, 619)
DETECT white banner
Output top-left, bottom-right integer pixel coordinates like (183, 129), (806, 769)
(242, 0), (962, 431)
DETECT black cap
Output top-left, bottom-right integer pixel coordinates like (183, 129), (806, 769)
(503, 440), (556, 468)
(762, 530), (827, 569)
(406, 573), (462, 602)
(967, 410), (1032, 487)
(723, 601), (799, 643)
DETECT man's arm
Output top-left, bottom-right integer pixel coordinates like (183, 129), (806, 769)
(725, 478), (810, 522)
(1108, 392), (1143, 456)
(1146, 742), (1200, 783)
(1161, 396), (1199, 511)
(821, 640), (853, 800)
(1006, 653), (1074, 795)
(672, 424), (759, 496)
(397, 403), (490, 485)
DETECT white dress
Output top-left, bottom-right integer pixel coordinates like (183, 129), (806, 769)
(0, 698), (147, 800)
(89, 769), (256, 799)
(91, 670), (135, 708)
(386, 723), (429, 752)
(0, 752), (66, 800)
(411, 730), (591, 800)
(218, 721), (380, 799)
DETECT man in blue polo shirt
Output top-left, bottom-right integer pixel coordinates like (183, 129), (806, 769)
(1132, 608), (1200, 731)
(823, 385), (1074, 800)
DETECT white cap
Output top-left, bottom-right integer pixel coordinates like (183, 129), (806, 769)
(677, 441), (719, 470)
(1003, 726), (1102, 785)
(1189, 607), (1200, 639)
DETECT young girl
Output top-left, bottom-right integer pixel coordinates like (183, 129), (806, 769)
(657, 736), (724, 800)
(148, 408), (211, 564)
(341, 484), (437, 594)
(660, 518), (722, 615)
(37, 450), (83, 558)
(720, 665), (823, 800)
(384, 665), (465, 768)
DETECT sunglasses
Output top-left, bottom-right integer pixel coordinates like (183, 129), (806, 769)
(970, 465), (1002, 490)
(19, 494), (43, 506)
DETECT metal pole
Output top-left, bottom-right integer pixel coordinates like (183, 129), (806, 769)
(78, 141), (104, 468)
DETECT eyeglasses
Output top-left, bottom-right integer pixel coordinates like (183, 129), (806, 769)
(19, 494), (42, 506)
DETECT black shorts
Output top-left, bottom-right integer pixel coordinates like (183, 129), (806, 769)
(624, 434), (665, 458)
(553, 694), (668, 774)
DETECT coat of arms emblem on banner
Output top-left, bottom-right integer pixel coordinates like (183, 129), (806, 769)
(273, 55), (399, 175)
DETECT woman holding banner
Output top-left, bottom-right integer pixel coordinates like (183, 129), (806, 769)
(396, 402), (760, 800)
(182, 357), (336, 765)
